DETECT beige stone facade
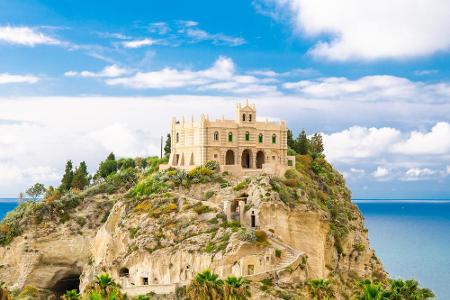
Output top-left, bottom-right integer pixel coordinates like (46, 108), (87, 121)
(163, 102), (294, 176)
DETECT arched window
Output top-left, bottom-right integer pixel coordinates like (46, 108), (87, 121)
(242, 114), (246, 121)
(249, 114), (252, 122)
(245, 131), (250, 141)
(213, 131), (219, 141)
(228, 132), (233, 142)
(272, 134), (277, 144)
(176, 132), (179, 143)
(258, 133), (263, 143)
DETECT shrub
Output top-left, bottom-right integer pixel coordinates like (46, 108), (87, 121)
(117, 158), (136, 170)
(353, 242), (365, 253)
(255, 230), (269, 246)
(204, 160), (220, 172)
(192, 203), (213, 215)
(134, 194), (178, 218)
(204, 190), (216, 200)
(75, 216), (87, 227)
(131, 177), (168, 198)
(105, 168), (137, 194)
(260, 278), (273, 292)
(233, 179), (249, 191)
(275, 249), (282, 258)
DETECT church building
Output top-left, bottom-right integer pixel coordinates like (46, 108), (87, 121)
(162, 102), (294, 176)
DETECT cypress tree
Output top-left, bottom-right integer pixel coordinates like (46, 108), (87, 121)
(287, 129), (295, 150)
(60, 160), (74, 191)
(72, 161), (89, 190)
(164, 133), (171, 157)
(96, 153), (118, 179)
(296, 130), (309, 155)
(310, 133), (324, 154)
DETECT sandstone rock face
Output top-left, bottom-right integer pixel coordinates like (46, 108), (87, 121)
(0, 173), (384, 299)
(0, 194), (113, 292)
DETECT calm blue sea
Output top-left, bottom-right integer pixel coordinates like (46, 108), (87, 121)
(355, 200), (450, 300)
(0, 199), (449, 298)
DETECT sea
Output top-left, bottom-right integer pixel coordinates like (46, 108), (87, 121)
(0, 199), (449, 299)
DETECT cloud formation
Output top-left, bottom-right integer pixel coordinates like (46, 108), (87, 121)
(65, 65), (129, 78)
(122, 38), (157, 48)
(105, 56), (279, 95)
(283, 75), (450, 103)
(260, 0), (450, 60)
(0, 26), (60, 46)
(0, 73), (39, 84)
(184, 28), (245, 46)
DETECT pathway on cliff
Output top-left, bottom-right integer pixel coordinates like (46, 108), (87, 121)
(173, 191), (304, 281)
(123, 192), (304, 296)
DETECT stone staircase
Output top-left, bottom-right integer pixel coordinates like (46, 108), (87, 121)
(244, 233), (304, 282)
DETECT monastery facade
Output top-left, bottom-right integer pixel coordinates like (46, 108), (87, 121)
(162, 102), (295, 176)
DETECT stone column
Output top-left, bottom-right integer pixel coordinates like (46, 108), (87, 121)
(224, 200), (232, 221)
(239, 200), (246, 225)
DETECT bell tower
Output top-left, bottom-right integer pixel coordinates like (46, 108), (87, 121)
(235, 100), (256, 124)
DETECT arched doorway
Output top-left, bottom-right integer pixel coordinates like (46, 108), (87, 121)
(251, 210), (256, 228)
(225, 150), (235, 165)
(241, 149), (252, 168)
(256, 151), (265, 169)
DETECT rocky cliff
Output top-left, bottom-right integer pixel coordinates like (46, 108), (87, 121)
(0, 155), (385, 299)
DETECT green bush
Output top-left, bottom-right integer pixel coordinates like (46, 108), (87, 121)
(275, 249), (282, 258)
(134, 195), (178, 218)
(204, 190), (216, 200)
(233, 179), (249, 191)
(192, 203), (213, 215)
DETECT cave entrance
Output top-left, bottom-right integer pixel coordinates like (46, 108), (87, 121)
(52, 275), (81, 299)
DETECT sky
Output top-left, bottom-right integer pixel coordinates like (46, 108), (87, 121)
(0, 0), (450, 198)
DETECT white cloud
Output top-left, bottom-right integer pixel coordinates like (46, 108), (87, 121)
(185, 28), (245, 46)
(0, 73), (39, 84)
(403, 168), (436, 181)
(88, 123), (153, 157)
(372, 166), (389, 178)
(263, 0), (450, 60)
(149, 22), (170, 35)
(0, 164), (60, 185)
(283, 75), (450, 103)
(65, 65), (129, 78)
(247, 68), (318, 78)
(414, 70), (439, 76)
(105, 56), (278, 95)
(392, 122), (450, 155)
(122, 38), (157, 48)
(324, 122), (450, 162)
(0, 26), (60, 46)
(323, 126), (401, 162)
(447, 166), (450, 174)
(178, 20), (199, 27)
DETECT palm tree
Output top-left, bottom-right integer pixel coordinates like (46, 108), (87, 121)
(84, 273), (124, 300)
(306, 279), (333, 300)
(62, 289), (80, 300)
(355, 280), (387, 300)
(387, 279), (434, 300)
(187, 269), (223, 300)
(223, 276), (251, 300)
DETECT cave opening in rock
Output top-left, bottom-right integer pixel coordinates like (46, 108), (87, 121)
(52, 275), (81, 299)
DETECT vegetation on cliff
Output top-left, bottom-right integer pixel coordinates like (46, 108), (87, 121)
(0, 131), (436, 299)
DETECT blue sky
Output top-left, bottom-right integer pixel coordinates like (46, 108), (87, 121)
(0, 0), (450, 198)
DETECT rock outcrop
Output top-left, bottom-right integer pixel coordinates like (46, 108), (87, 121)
(0, 156), (385, 299)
